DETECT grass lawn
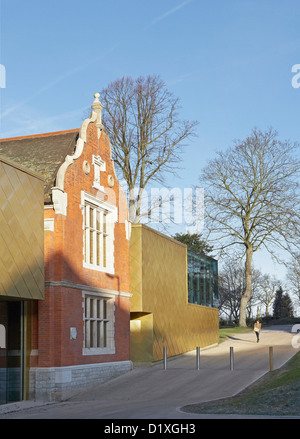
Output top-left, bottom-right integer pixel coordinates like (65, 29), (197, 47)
(182, 327), (300, 417)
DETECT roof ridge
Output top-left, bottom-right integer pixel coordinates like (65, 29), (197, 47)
(0, 128), (79, 142)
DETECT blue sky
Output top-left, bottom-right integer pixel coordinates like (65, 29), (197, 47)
(1, 0), (300, 280)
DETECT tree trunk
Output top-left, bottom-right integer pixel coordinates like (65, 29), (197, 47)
(128, 186), (145, 223)
(239, 245), (253, 326)
(129, 186), (137, 223)
(135, 187), (144, 223)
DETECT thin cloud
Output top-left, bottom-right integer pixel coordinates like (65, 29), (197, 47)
(150, 0), (193, 26)
(167, 71), (200, 86)
(0, 66), (84, 120)
(0, 1), (194, 126)
(0, 45), (119, 122)
(0, 105), (88, 138)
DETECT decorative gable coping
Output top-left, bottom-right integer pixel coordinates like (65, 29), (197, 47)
(52, 93), (103, 215)
(52, 187), (68, 215)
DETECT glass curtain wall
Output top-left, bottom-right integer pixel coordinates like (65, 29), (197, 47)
(0, 301), (24, 405)
(187, 250), (218, 308)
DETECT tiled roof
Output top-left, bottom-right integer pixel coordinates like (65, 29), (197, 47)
(0, 129), (79, 203)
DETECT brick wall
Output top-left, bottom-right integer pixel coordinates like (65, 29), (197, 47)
(34, 121), (131, 372)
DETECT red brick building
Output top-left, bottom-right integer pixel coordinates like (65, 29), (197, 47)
(0, 93), (132, 401)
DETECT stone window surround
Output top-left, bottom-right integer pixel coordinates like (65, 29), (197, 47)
(80, 191), (117, 275)
(82, 290), (115, 356)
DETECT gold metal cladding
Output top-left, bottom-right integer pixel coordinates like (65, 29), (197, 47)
(130, 224), (219, 363)
(0, 156), (44, 300)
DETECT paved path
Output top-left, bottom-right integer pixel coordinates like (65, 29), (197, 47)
(0, 325), (299, 419)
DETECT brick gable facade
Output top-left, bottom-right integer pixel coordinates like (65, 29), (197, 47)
(1, 94), (132, 400)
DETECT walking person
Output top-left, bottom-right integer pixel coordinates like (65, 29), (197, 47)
(254, 320), (261, 343)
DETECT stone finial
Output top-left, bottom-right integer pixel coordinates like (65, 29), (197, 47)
(91, 92), (103, 139)
(92, 92), (103, 113)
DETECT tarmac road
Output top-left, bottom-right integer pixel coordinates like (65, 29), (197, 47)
(0, 325), (299, 419)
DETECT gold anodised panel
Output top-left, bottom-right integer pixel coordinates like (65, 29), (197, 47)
(0, 156), (44, 300)
(130, 224), (219, 362)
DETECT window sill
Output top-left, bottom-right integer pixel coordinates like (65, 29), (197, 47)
(82, 347), (115, 356)
(83, 262), (115, 275)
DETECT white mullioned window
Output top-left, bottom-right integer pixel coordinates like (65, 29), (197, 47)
(83, 292), (115, 355)
(81, 191), (117, 274)
(84, 203), (108, 268)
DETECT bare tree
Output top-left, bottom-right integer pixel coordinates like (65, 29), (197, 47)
(247, 267), (264, 318)
(200, 127), (300, 326)
(219, 259), (267, 321)
(255, 273), (279, 316)
(100, 75), (198, 223)
(218, 259), (244, 322)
